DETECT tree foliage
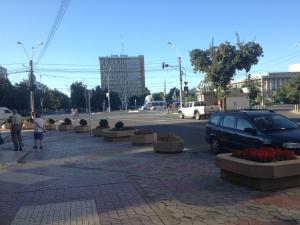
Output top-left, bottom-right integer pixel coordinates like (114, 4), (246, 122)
(241, 76), (261, 101)
(152, 92), (164, 101)
(274, 77), (300, 103)
(190, 36), (263, 98)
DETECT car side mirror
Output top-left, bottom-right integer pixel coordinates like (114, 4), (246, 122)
(244, 128), (257, 136)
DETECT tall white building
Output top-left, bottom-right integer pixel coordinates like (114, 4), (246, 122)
(0, 66), (8, 79)
(99, 55), (145, 103)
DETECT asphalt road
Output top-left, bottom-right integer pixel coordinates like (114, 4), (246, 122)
(41, 107), (300, 154)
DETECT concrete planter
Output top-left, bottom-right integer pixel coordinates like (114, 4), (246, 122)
(22, 121), (34, 130)
(74, 125), (90, 133)
(92, 128), (109, 137)
(131, 133), (157, 146)
(45, 124), (57, 130)
(102, 129), (136, 142)
(216, 153), (300, 191)
(153, 139), (184, 153)
(58, 124), (74, 131)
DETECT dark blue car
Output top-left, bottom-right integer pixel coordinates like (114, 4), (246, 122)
(206, 110), (300, 154)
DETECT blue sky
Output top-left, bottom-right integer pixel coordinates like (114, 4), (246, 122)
(1, 0), (300, 95)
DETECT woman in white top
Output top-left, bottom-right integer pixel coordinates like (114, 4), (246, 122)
(33, 114), (45, 149)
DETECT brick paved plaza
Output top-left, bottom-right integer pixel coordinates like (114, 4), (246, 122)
(0, 130), (299, 225)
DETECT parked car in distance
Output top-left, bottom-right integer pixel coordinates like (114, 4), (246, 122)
(178, 101), (219, 120)
(206, 110), (300, 154)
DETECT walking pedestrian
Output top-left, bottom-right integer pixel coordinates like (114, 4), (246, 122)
(10, 110), (23, 151)
(71, 107), (75, 120)
(74, 108), (79, 120)
(33, 113), (45, 149)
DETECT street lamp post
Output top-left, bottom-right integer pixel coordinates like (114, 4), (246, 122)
(168, 42), (183, 108)
(17, 41), (43, 116)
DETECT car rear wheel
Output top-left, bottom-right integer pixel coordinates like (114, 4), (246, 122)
(179, 112), (184, 119)
(195, 112), (200, 120)
(210, 137), (222, 154)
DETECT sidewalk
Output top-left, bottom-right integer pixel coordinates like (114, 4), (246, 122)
(0, 130), (299, 225)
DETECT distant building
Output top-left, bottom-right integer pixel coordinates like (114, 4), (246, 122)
(231, 71), (300, 100)
(0, 66), (8, 79)
(99, 55), (145, 105)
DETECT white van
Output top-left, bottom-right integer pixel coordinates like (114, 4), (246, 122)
(0, 107), (14, 123)
(139, 101), (166, 111)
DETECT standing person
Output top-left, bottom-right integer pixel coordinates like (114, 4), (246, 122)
(71, 107), (75, 120)
(74, 108), (79, 120)
(33, 113), (45, 149)
(10, 110), (23, 151)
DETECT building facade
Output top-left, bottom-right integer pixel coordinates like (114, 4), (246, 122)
(99, 55), (145, 104)
(0, 66), (8, 79)
(231, 72), (300, 100)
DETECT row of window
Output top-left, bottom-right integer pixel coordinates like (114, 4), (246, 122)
(210, 115), (253, 131)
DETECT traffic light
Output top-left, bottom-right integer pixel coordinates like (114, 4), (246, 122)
(162, 62), (169, 69)
(184, 86), (189, 97)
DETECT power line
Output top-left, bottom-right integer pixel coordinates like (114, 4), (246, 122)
(36, 0), (71, 64)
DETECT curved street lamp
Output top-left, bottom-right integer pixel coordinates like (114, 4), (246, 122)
(168, 42), (183, 107)
(17, 41), (44, 115)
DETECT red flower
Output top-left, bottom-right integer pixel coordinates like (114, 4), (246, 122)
(232, 147), (296, 163)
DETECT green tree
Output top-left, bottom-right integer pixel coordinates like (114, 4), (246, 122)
(241, 76), (261, 102)
(190, 41), (237, 97)
(152, 92), (164, 101)
(190, 37), (263, 108)
(274, 77), (300, 103)
(109, 91), (121, 110)
(128, 95), (147, 108)
(166, 87), (179, 103)
(70, 82), (86, 108)
(90, 86), (105, 112)
(235, 34), (264, 76)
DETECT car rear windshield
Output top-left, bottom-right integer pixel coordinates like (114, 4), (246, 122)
(253, 114), (297, 131)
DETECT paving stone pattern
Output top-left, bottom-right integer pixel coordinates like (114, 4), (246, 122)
(0, 131), (299, 225)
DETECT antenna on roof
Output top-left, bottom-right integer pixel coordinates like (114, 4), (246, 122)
(121, 35), (124, 54)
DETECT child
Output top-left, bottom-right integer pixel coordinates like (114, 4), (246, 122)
(33, 114), (45, 149)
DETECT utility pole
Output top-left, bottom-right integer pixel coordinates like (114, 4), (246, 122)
(88, 90), (92, 135)
(164, 79), (166, 108)
(178, 56), (183, 107)
(107, 64), (111, 112)
(29, 59), (35, 115)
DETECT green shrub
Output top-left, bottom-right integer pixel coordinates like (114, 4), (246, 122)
(79, 119), (87, 126)
(64, 118), (72, 125)
(47, 118), (55, 124)
(114, 121), (124, 129)
(99, 119), (109, 128)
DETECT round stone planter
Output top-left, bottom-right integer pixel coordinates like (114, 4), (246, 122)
(92, 128), (109, 137)
(216, 153), (300, 191)
(102, 129), (136, 142)
(153, 139), (184, 153)
(58, 124), (74, 131)
(74, 125), (90, 133)
(131, 133), (157, 146)
(22, 121), (34, 130)
(45, 124), (57, 130)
